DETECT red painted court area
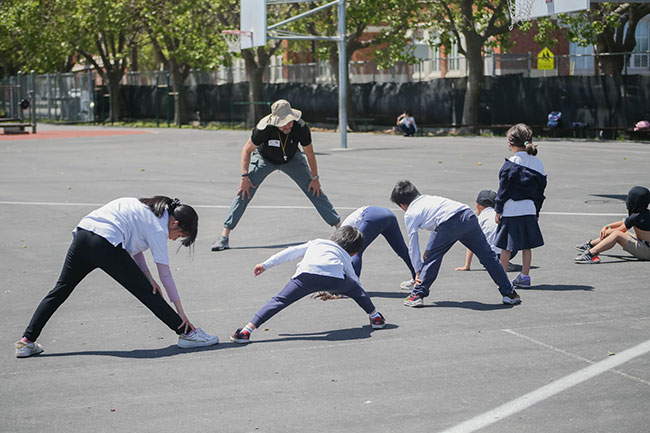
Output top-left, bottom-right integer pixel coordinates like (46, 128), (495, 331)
(0, 129), (156, 141)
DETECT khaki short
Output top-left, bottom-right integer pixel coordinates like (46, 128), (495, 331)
(623, 236), (650, 260)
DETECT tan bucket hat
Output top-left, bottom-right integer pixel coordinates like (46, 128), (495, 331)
(256, 99), (302, 129)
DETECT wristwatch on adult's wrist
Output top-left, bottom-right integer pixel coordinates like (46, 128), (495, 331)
(241, 173), (249, 177)
(311, 175), (320, 180)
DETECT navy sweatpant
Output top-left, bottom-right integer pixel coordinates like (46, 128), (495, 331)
(251, 272), (376, 328)
(413, 209), (515, 298)
(352, 206), (415, 279)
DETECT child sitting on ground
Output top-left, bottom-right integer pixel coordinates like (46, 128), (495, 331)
(575, 186), (650, 264)
(230, 226), (386, 344)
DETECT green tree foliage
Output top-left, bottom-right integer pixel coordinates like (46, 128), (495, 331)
(282, 0), (419, 129)
(420, 0), (511, 129)
(0, 0), (75, 77)
(138, 0), (228, 125)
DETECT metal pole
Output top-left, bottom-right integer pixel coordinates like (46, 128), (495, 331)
(17, 71), (23, 122)
(30, 71), (36, 133)
(338, 0), (347, 149)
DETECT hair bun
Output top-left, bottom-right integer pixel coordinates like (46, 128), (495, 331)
(170, 197), (181, 208)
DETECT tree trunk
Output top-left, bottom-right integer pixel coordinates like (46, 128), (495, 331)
(171, 65), (189, 127)
(243, 49), (271, 127)
(461, 36), (484, 132)
(106, 71), (122, 122)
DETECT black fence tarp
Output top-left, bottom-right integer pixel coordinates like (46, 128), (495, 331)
(113, 75), (650, 129)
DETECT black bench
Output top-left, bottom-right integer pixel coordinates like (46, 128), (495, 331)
(1, 122), (31, 134)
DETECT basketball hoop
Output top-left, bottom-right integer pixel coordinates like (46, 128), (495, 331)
(508, 0), (540, 30)
(221, 30), (252, 53)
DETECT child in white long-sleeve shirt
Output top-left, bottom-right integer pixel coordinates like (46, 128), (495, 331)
(390, 180), (521, 308)
(230, 226), (385, 344)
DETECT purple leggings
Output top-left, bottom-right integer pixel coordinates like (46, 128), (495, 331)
(251, 272), (376, 328)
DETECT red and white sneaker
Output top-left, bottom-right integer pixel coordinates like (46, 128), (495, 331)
(575, 252), (601, 264)
(370, 313), (386, 329)
(230, 328), (251, 344)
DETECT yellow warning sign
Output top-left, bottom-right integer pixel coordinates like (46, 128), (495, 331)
(538, 48), (554, 70)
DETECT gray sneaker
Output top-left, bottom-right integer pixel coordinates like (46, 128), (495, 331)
(210, 236), (229, 251)
(15, 339), (44, 358)
(178, 328), (220, 348)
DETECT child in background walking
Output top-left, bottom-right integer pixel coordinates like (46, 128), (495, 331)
(230, 226), (385, 344)
(494, 124), (547, 288)
(15, 196), (219, 358)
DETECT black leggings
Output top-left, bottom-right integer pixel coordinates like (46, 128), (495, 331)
(23, 228), (183, 342)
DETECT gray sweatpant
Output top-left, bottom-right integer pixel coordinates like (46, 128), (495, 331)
(223, 149), (340, 230)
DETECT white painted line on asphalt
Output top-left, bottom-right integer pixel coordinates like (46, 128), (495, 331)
(439, 336), (650, 433)
(0, 201), (628, 216)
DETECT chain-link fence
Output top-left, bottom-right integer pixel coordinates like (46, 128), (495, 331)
(3, 51), (649, 122)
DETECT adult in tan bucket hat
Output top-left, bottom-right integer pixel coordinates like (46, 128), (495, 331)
(211, 99), (340, 251)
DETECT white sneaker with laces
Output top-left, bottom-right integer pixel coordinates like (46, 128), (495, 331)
(400, 279), (415, 291)
(178, 328), (219, 348)
(15, 340), (44, 358)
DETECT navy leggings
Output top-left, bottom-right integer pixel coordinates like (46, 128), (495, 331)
(413, 209), (515, 298)
(251, 272), (376, 328)
(23, 228), (184, 342)
(352, 207), (415, 279)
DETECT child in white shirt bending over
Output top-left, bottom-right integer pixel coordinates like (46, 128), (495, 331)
(455, 190), (517, 272)
(230, 226), (385, 344)
(390, 180), (521, 308)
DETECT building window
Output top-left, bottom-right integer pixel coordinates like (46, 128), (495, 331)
(629, 19), (649, 69)
(569, 43), (594, 73)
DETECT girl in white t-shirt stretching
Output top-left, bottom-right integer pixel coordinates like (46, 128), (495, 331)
(15, 196), (219, 358)
(494, 124), (548, 288)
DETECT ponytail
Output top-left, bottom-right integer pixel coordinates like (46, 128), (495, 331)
(140, 196), (198, 247)
(507, 123), (538, 156)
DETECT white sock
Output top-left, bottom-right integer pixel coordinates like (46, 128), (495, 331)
(369, 311), (381, 319)
(243, 325), (254, 334)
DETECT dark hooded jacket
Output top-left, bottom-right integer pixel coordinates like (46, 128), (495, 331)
(624, 186), (650, 231)
(495, 159), (547, 216)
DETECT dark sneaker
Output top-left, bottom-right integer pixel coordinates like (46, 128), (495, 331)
(574, 241), (592, 252)
(404, 294), (424, 308)
(230, 328), (251, 344)
(575, 252), (600, 264)
(15, 339), (44, 358)
(512, 273), (531, 288)
(210, 236), (229, 251)
(502, 290), (522, 305)
(370, 313), (386, 329)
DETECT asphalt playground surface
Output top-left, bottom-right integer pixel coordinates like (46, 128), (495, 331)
(1, 124), (649, 432)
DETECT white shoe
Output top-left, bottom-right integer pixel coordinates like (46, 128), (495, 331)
(400, 279), (415, 291)
(15, 339), (44, 358)
(178, 328), (219, 348)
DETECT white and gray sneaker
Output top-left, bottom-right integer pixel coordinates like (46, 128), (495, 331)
(178, 328), (219, 349)
(210, 236), (229, 252)
(400, 279), (415, 291)
(15, 339), (44, 358)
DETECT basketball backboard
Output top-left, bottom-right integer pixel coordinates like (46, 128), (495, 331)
(529, 0), (590, 19)
(241, 0), (267, 49)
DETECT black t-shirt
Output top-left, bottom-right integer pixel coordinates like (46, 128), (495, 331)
(625, 209), (650, 231)
(251, 119), (312, 164)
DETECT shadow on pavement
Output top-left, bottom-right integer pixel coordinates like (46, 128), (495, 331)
(257, 324), (398, 344)
(365, 291), (409, 299)
(429, 301), (516, 311)
(37, 343), (229, 359)
(524, 284), (594, 291)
